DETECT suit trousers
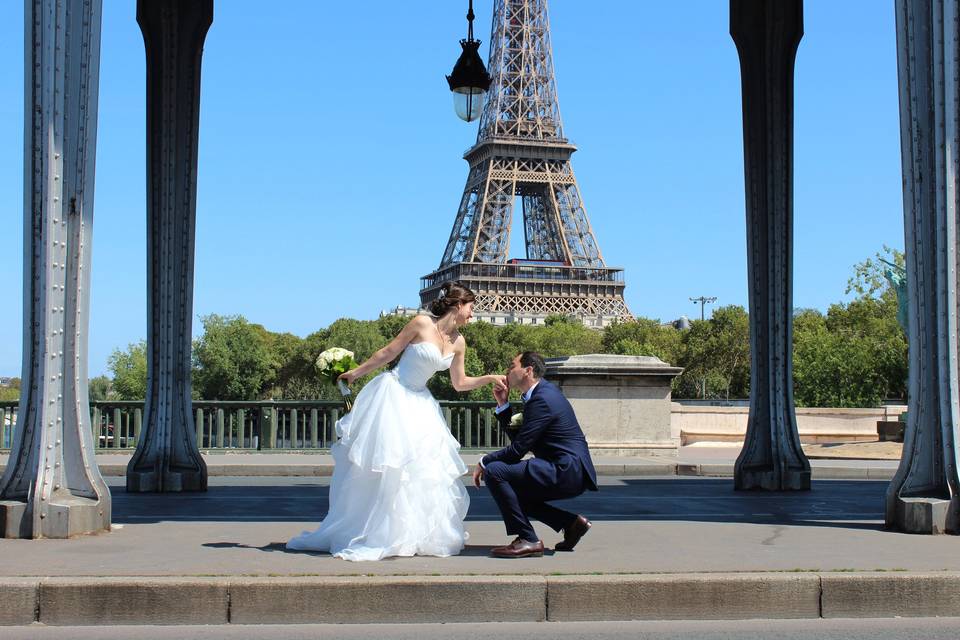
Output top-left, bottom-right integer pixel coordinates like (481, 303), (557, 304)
(484, 459), (582, 543)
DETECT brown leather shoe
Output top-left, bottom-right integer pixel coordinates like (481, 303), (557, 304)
(554, 515), (591, 551)
(491, 537), (544, 558)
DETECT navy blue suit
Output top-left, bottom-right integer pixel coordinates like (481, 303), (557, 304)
(481, 378), (597, 542)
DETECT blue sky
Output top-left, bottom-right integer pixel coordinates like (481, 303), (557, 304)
(0, 1), (903, 377)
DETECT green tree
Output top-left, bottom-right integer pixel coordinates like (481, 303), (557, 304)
(375, 314), (409, 342)
(601, 318), (683, 364)
(536, 319), (603, 357)
(272, 330), (330, 400)
(0, 377), (20, 401)
(677, 306), (750, 399)
(193, 315), (275, 400)
(461, 321), (517, 377)
(792, 248), (908, 407)
(108, 341), (148, 400)
(88, 375), (113, 402)
(846, 245), (905, 299)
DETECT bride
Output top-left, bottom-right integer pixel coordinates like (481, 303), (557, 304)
(286, 282), (505, 561)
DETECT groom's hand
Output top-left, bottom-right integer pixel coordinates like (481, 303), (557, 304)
(472, 464), (484, 488)
(493, 379), (509, 406)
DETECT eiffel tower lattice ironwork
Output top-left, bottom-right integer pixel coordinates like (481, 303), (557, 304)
(421, 0), (631, 325)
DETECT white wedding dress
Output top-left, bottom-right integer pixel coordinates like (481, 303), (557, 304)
(286, 341), (470, 561)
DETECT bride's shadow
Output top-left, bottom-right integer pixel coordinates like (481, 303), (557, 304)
(203, 541), (292, 554)
(202, 541), (340, 558)
(201, 541), (553, 558)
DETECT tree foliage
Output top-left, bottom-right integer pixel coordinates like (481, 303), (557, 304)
(88, 375), (113, 402)
(107, 341), (148, 400)
(193, 315), (276, 400)
(793, 263), (907, 406)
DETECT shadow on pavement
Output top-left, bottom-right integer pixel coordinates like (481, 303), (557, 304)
(110, 478), (888, 532)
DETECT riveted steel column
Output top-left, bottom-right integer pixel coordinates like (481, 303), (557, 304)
(127, 0), (212, 492)
(0, 0), (111, 538)
(731, 0), (811, 491)
(886, 0), (960, 534)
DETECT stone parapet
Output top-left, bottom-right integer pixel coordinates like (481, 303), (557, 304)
(674, 404), (907, 445)
(545, 354), (683, 457)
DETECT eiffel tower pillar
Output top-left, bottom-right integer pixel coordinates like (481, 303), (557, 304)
(885, 0), (960, 534)
(0, 0), (111, 538)
(730, 0), (811, 491)
(126, 0), (212, 493)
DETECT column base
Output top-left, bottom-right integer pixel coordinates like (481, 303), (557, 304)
(1, 497), (110, 539)
(735, 467), (811, 491)
(126, 468), (207, 493)
(889, 497), (959, 535)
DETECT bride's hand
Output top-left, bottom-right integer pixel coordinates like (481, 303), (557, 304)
(490, 375), (507, 392)
(338, 370), (358, 386)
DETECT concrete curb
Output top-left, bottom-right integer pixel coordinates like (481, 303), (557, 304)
(3, 572), (959, 626)
(0, 462), (896, 480)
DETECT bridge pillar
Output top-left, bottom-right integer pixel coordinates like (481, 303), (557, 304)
(886, 0), (960, 534)
(730, 0), (811, 490)
(127, 0), (213, 492)
(0, 0), (111, 538)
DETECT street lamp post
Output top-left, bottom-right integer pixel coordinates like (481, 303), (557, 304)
(690, 296), (718, 321)
(689, 296), (717, 399)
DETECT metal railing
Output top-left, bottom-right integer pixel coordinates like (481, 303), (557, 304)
(0, 399), (509, 452)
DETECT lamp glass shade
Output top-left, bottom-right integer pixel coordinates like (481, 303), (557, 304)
(453, 87), (486, 122)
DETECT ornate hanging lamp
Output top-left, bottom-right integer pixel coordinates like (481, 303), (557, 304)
(446, 0), (491, 122)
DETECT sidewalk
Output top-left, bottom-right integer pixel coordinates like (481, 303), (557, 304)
(3, 446), (960, 626)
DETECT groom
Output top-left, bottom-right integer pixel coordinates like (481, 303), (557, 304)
(473, 351), (598, 558)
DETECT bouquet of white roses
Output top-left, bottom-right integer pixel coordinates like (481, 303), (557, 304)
(316, 347), (358, 411)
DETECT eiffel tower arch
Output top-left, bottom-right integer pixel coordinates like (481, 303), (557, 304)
(421, 0), (631, 327)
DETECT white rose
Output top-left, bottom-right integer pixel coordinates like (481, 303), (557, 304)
(510, 413), (523, 428)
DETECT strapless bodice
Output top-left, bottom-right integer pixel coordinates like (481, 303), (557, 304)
(392, 341), (454, 391)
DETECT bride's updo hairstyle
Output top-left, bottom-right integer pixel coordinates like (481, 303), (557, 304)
(428, 281), (476, 317)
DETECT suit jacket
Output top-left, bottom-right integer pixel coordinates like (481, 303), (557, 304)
(482, 378), (598, 492)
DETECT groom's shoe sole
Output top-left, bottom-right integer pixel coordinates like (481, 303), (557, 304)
(491, 540), (545, 558)
(491, 550), (544, 558)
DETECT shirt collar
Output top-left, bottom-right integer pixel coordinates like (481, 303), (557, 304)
(522, 380), (540, 402)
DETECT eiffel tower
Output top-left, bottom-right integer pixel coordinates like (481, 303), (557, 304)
(421, 0), (631, 326)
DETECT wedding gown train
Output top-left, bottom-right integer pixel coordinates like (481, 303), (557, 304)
(286, 341), (470, 561)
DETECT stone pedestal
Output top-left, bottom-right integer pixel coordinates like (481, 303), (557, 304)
(545, 355), (682, 457)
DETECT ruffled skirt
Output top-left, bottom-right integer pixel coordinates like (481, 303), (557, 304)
(286, 370), (469, 561)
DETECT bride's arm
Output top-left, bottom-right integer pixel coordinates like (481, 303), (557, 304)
(339, 316), (427, 383)
(449, 340), (504, 392)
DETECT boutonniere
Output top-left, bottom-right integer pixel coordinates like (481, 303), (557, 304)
(510, 413), (523, 428)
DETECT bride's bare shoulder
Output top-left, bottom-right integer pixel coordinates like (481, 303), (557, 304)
(406, 314), (434, 330)
(402, 314), (434, 338)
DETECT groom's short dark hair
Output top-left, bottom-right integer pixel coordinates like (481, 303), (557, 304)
(520, 351), (546, 379)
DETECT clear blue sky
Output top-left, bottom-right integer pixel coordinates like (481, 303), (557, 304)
(0, 1), (903, 377)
